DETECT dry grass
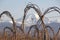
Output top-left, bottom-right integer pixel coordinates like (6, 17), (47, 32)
(0, 4), (60, 40)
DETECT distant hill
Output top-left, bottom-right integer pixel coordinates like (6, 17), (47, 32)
(0, 21), (12, 32)
(47, 22), (60, 33)
(0, 18), (60, 34)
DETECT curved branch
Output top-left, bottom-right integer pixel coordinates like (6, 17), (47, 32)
(4, 27), (13, 32)
(16, 26), (24, 33)
(41, 6), (60, 31)
(45, 25), (54, 37)
(0, 11), (16, 31)
(41, 6), (60, 40)
(22, 4), (42, 31)
(3, 27), (13, 34)
(43, 6), (60, 16)
(0, 11), (16, 40)
(41, 6), (60, 28)
(27, 25), (39, 40)
(56, 27), (60, 36)
(28, 25), (39, 34)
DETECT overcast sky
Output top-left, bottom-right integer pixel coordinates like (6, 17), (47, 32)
(0, 0), (60, 21)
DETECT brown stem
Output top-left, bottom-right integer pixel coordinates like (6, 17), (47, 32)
(28, 25), (39, 40)
(0, 11), (16, 40)
(41, 6), (60, 40)
(22, 3), (42, 32)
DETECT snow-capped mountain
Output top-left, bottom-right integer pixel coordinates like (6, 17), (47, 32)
(16, 13), (43, 26)
(47, 22), (60, 33)
(0, 21), (12, 32)
(0, 14), (60, 34)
